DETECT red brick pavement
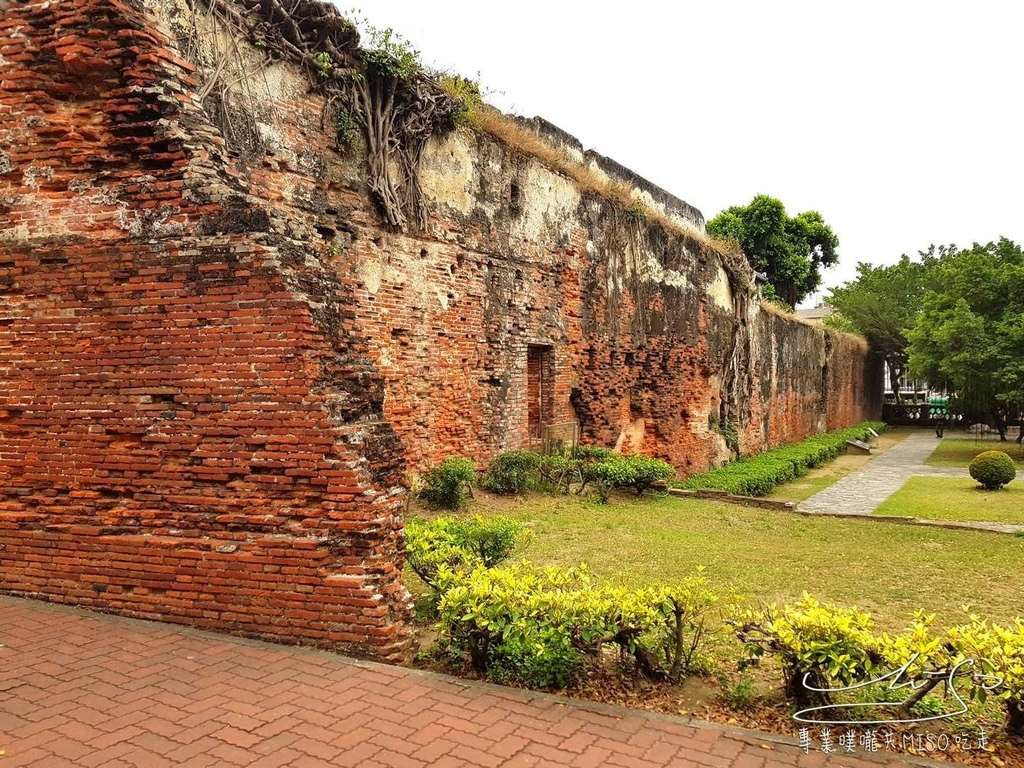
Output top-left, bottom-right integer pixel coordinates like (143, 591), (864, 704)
(0, 597), (940, 767)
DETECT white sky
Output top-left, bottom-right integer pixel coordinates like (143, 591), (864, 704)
(348, 1), (1024, 307)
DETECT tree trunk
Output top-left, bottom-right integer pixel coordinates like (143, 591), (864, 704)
(613, 630), (663, 680)
(632, 646), (664, 681)
(467, 633), (490, 672)
(775, 281), (797, 308)
(668, 606), (685, 680)
(785, 667), (831, 708)
(1007, 699), (1024, 737)
(898, 676), (941, 716)
(887, 359), (904, 405)
(993, 411), (1007, 441)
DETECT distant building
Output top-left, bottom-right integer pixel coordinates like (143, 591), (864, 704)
(795, 303), (834, 323)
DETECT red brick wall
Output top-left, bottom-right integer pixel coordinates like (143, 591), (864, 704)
(0, 0), (881, 658)
(0, 0), (410, 660)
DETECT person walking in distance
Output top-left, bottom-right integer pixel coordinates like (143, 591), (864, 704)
(930, 395), (949, 438)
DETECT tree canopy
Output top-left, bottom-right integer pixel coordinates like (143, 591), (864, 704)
(825, 253), (939, 403)
(706, 194), (839, 307)
(907, 238), (1024, 440)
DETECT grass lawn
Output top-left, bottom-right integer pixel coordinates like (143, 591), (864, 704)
(875, 475), (1024, 525)
(926, 437), (1024, 469)
(415, 491), (1024, 632)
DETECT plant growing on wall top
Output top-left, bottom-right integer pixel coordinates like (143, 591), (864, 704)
(191, 0), (472, 230)
(435, 73), (484, 127)
(624, 199), (648, 225)
(317, 16), (465, 229)
(319, 18), (482, 229)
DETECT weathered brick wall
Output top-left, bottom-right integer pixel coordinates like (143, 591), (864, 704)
(748, 309), (884, 450)
(0, 0), (881, 657)
(359, 132), (882, 474)
(0, 0), (410, 660)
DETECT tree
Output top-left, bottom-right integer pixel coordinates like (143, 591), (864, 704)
(825, 253), (939, 404)
(706, 195), (839, 307)
(907, 238), (1024, 441)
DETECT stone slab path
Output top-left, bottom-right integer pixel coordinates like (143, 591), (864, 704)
(796, 432), (1024, 535)
(798, 433), (966, 516)
(0, 596), (941, 768)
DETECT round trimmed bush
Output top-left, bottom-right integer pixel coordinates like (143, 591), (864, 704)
(968, 450), (1016, 490)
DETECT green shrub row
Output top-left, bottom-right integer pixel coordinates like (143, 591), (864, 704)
(681, 421), (886, 497)
(478, 448), (674, 501)
(416, 448), (675, 509)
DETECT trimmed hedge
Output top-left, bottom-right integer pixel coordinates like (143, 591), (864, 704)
(681, 422), (886, 497)
(480, 447), (674, 499)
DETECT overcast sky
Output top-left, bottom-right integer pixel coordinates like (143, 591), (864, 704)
(347, 1), (1024, 306)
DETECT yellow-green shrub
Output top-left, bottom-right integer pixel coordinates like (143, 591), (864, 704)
(731, 595), (880, 706)
(948, 616), (1024, 735)
(435, 562), (721, 688)
(405, 514), (529, 591)
(647, 568), (727, 679)
(732, 599), (1023, 729)
(879, 611), (953, 679)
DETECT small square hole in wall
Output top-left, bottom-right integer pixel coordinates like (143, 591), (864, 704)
(510, 181), (522, 214)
